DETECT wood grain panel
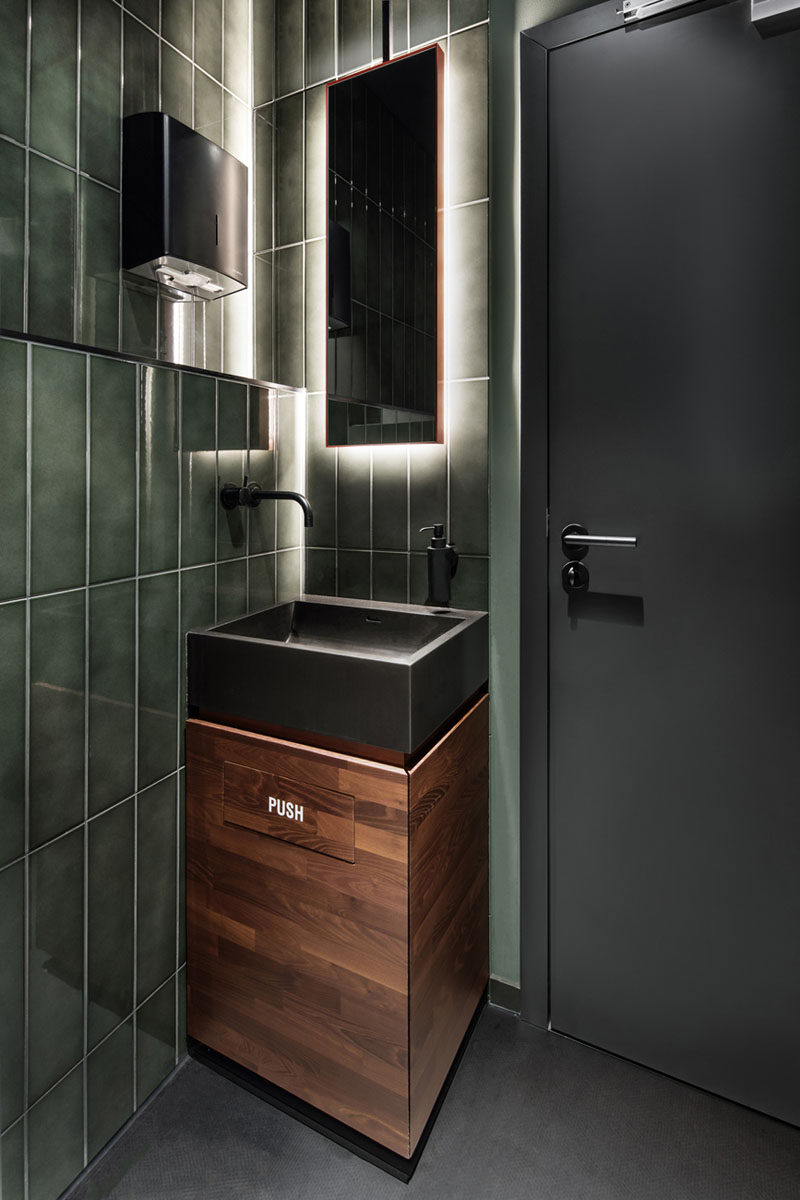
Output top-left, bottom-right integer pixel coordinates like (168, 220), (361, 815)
(407, 695), (489, 1149)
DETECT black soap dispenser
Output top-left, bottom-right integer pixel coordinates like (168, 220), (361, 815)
(420, 524), (459, 607)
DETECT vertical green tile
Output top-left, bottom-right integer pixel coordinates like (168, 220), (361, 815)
(276, 548), (302, 602)
(339, 0), (371, 74)
(80, 0), (122, 187)
(275, 93), (305, 248)
(305, 547), (335, 595)
(372, 551), (408, 602)
(28, 1064), (84, 1200)
(248, 554), (276, 610)
(392, 0), (409, 55)
(409, 550), (427, 606)
(0, 603), (25, 869)
(275, 390), (302, 550)
(181, 373), (217, 568)
(372, 448), (409, 550)
(30, 346), (86, 595)
(223, 92), (250, 163)
(138, 572), (179, 789)
(449, 26), (489, 207)
(88, 581), (136, 817)
(255, 254), (274, 382)
(1, 1120), (24, 1200)
(254, 0), (275, 106)
(450, 555), (488, 610)
(216, 558), (248, 621)
(88, 800), (134, 1048)
(126, 0), (159, 32)
(450, 0), (488, 29)
(307, 0), (335, 85)
(337, 447), (370, 548)
(410, 441), (447, 541)
(28, 829), (84, 1103)
(0, 0), (28, 143)
(305, 393), (336, 548)
(224, 0), (251, 101)
(161, 42), (193, 126)
(139, 366), (179, 575)
(79, 179), (121, 352)
(305, 85), (326, 242)
(337, 549), (370, 599)
(0, 142), (25, 333)
(137, 777), (177, 1003)
(136, 976), (176, 1102)
(30, 0), (78, 166)
(195, 1), (223, 81)
(29, 592), (85, 849)
(180, 565), (215, 730)
(449, 380), (488, 554)
(87, 1019), (134, 1161)
(194, 69), (223, 147)
(246, 416), (276, 552)
(89, 356), (137, 585)
(0, 862), (25, 1129)
(305, 239), (326, 394)
(0, 341), (27, 602)
(218, 381), (248, 449)
(409, 0), (446, 46)
(121, 278), (158, 359)
(447, 200), (489, 381)
(217, 450), (247, 560)
(275, 245), (305, 387)
(123, 14), (159, 117)
(28, 156), (77, 343)
(162, 0), (193, 56)
(276, 0), (303, 97)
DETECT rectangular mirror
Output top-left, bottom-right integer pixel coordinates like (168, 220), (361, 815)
(326, 47), (444, 446)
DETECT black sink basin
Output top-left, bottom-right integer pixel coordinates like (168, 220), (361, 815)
(187, 595), (488, 754)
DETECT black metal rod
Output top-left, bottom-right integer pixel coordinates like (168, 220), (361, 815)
(382, 0), (392, 61)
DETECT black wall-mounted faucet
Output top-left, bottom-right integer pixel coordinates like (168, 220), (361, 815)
(420, 524), (458, 607)
(220, 479), (314, 527)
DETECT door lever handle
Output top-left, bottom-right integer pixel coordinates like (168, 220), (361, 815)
(561, 524), (638, 558)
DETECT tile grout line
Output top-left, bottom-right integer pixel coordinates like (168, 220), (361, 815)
(117, 4), (124, 354)
(22, 337), (32, 1200)
(175, 367), (185, 1064)
(131, 363), (142, 1112)
(82, 352), (91, 1169)
(22, 0), (31, 340)
(74, 0), (83, 347)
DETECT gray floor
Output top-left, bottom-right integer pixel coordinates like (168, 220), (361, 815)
(67, 1007), (800, 1200)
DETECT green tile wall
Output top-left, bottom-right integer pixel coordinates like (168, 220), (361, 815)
(0, 333), (302, 1200)
(0, 0), (255, 379)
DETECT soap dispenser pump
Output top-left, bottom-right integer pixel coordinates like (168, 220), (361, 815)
(420, 524), (459, 607)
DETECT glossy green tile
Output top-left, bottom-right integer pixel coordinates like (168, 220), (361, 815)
(137, 976), (176, 1102)
(305, 547), (335, 595)
(255, 107), (274, 254)
(88, 582), (136, 817)
(337, 549), (370, 599)
(451, 0), (488, 29)
(276, 0), (303, 96)
(246, 439), (277, 556)
(224, 0), (251, 101)
(1, 1120), (24, 1198)
(0, 862), (25, 1129)
(0, 142), (25, 332)
(275, 93), (305, 248)
(87, 1019), (134, 1161)
(450, 555), (488, 610)
(307, 0), (335, 85)
(305, 393), (336, 548)
(138, 572), (179, 789)
(305, 239), (326, 395)
(217, 450), (246, 560)
(447, 200), (489, 381)
(218, 381), (248, 449)
(162, 0), (193, 56)
(0, 604), (25, 869)
(276, 547), (302, 602)
(28, 829), (84, 1103)
(28, 1064), (84, 1200)
(305, 85), (326, 241)
(89, 356), (137, 585)
(253, 0), (275, 106)
(180, 565), (215, 730)
(249, 384), (275, 452)
(216, 557), (248, 621)
(248, 553), (276, 610)
(30, 346), (86, 595)
(275, 392), (301, 550)
(181, 373), (217, 567)
(194, 69), (223, 147)
(81, 0), (122, 187)
(0, 341), (27, 602)
(410, 441), (447, 545)
(275, 245), (305, 387)
(123, 13), (158, 117)
(255, 254), (274, 383)
(137, 777), (177, 1003)
(339, 0), (371, 75)
(223, 92), (250, 163)
(139, 366), (179, 575)
(337, 447), (370, 549)
(79, 179), (121, 352)
(28, 155), (77, 343)
(391, 0), (409, 54)
(0, 0), (28, 143)
(373, 552), (408, 603)
(88, 800), (134, 1047)
(161, 42), (193, 127)
(449, 26), (489, 207)
(449, 380), (488, 555)
(372, 448), (409, 551)
(195, 1), (223, 81)
(409, 0), (446, 45)
(30, 0), (78, 166)
(29, 592), (85, 849)
(121, 277), (158, 359)
(126, 0), (159, 32)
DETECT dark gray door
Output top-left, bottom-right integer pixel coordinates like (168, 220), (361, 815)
(547, 0), (800, 1123)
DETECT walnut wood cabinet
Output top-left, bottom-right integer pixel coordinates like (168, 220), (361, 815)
(185, 694), (489, 1158)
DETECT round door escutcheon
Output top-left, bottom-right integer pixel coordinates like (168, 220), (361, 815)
(562, 560), (590, 592)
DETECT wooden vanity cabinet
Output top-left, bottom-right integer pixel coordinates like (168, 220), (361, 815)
(185, 694), (488, 1159)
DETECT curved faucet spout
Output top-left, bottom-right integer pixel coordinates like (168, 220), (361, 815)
(220, 480), (313, 527)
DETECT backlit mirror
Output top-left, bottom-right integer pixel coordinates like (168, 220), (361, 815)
(326, 47), (444, 446)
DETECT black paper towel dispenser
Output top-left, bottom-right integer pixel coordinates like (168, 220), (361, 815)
(122, 112), (248, 301)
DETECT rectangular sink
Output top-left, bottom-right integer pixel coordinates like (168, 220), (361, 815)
(187, 595), (488, 755)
